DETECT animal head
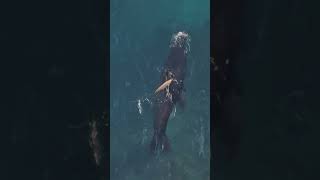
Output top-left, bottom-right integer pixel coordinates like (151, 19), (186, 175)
(169, 31), (191, 54)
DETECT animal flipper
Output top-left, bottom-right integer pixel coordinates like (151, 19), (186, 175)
(150, 133), (171, 154)
(155, 78), (173, 94)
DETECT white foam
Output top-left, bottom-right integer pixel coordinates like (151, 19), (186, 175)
(169, 31), (191, 54)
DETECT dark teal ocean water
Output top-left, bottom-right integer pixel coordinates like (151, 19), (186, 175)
(110, 0), (210, 179)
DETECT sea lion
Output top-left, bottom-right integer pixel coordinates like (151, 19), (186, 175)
(150, 31), (190, 154)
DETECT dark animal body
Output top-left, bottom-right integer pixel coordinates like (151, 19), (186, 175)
(150, 36), (188, 154)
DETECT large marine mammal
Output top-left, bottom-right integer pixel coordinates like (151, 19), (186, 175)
(150, 32), (190, 154)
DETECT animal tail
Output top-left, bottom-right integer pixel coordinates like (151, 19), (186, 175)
(150, 132), (171, 154)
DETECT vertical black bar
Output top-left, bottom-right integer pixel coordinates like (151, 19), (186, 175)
(106, 0), (110, 179)
(211, 0), (245, 179)
(5, 0), (110, 179)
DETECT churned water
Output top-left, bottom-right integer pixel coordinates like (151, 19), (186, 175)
(110, 0), (210, 179)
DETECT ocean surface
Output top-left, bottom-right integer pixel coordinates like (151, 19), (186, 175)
(110, 0), (210, 179)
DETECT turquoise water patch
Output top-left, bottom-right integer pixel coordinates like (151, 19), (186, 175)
(110, 0), (210, 179)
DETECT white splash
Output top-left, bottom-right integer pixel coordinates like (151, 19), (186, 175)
(169, 31), (191, 54)
(137, 99), (143, 114)
(144, 97), (152, 105)
(172, 106), (176, 118)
